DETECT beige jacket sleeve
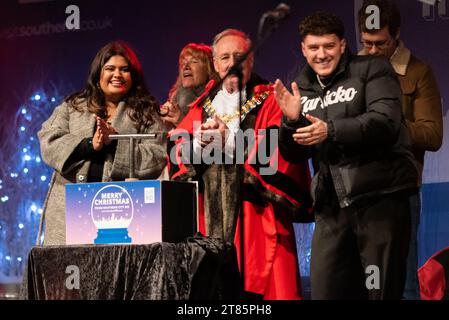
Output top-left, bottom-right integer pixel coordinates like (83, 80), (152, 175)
(404, 63), (443, 152)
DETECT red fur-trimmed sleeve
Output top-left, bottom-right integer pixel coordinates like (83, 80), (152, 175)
(244, 89), (312, 219)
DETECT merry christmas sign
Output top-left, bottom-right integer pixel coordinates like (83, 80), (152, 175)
(65, 180), (162, 245)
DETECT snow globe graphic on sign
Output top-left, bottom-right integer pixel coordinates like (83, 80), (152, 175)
(91, 184), (134, 244)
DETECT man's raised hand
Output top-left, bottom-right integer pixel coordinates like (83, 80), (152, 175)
(274, 79), (302, 121)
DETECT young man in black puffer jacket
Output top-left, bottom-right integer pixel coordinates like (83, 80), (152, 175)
(275, 11), (418, 300)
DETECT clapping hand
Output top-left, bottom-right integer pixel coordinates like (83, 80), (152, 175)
(293, 114), (328, 146)
(274, 79), (302, 121)
(92, 116), (117, 150)
(194, 115), (228, 148)
(160, 101), (182, 127)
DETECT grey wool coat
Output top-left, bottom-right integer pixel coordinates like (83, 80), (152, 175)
(38, 100), (167, 245)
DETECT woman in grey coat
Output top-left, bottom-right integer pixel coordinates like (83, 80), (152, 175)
(38, 41), (167, 245)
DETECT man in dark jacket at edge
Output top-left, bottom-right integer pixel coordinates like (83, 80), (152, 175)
(274, 11), (418, 299)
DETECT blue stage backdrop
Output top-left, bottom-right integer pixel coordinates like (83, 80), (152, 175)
(1, 0), (448, 285)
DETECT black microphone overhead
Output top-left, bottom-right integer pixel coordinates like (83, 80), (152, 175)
(263, 3), (291, 22)
(227, 51), (248, 78)
(227, 64), (243, 77)
(417, 0), (438, 5)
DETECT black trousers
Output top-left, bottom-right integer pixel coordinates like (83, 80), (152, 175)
(310, 190), (411, 300)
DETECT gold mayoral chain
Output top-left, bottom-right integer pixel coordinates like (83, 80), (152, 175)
(203, 90), (271, 125)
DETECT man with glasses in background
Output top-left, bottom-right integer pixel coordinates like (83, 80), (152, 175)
(358, 0), (443, 300)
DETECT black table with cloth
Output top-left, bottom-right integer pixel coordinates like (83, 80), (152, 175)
(20, 236), (242, 300)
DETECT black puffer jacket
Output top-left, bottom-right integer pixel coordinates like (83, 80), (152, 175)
(279, 49), (418, 208)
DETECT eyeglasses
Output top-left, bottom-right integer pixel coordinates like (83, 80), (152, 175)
(360, 38), (392, 49)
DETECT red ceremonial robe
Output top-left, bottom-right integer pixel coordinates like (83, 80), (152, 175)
(168, 79), (312, 299)
(418, 246), (449, 300)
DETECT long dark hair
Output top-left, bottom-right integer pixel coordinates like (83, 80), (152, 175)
(65, 41), (160, 132)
